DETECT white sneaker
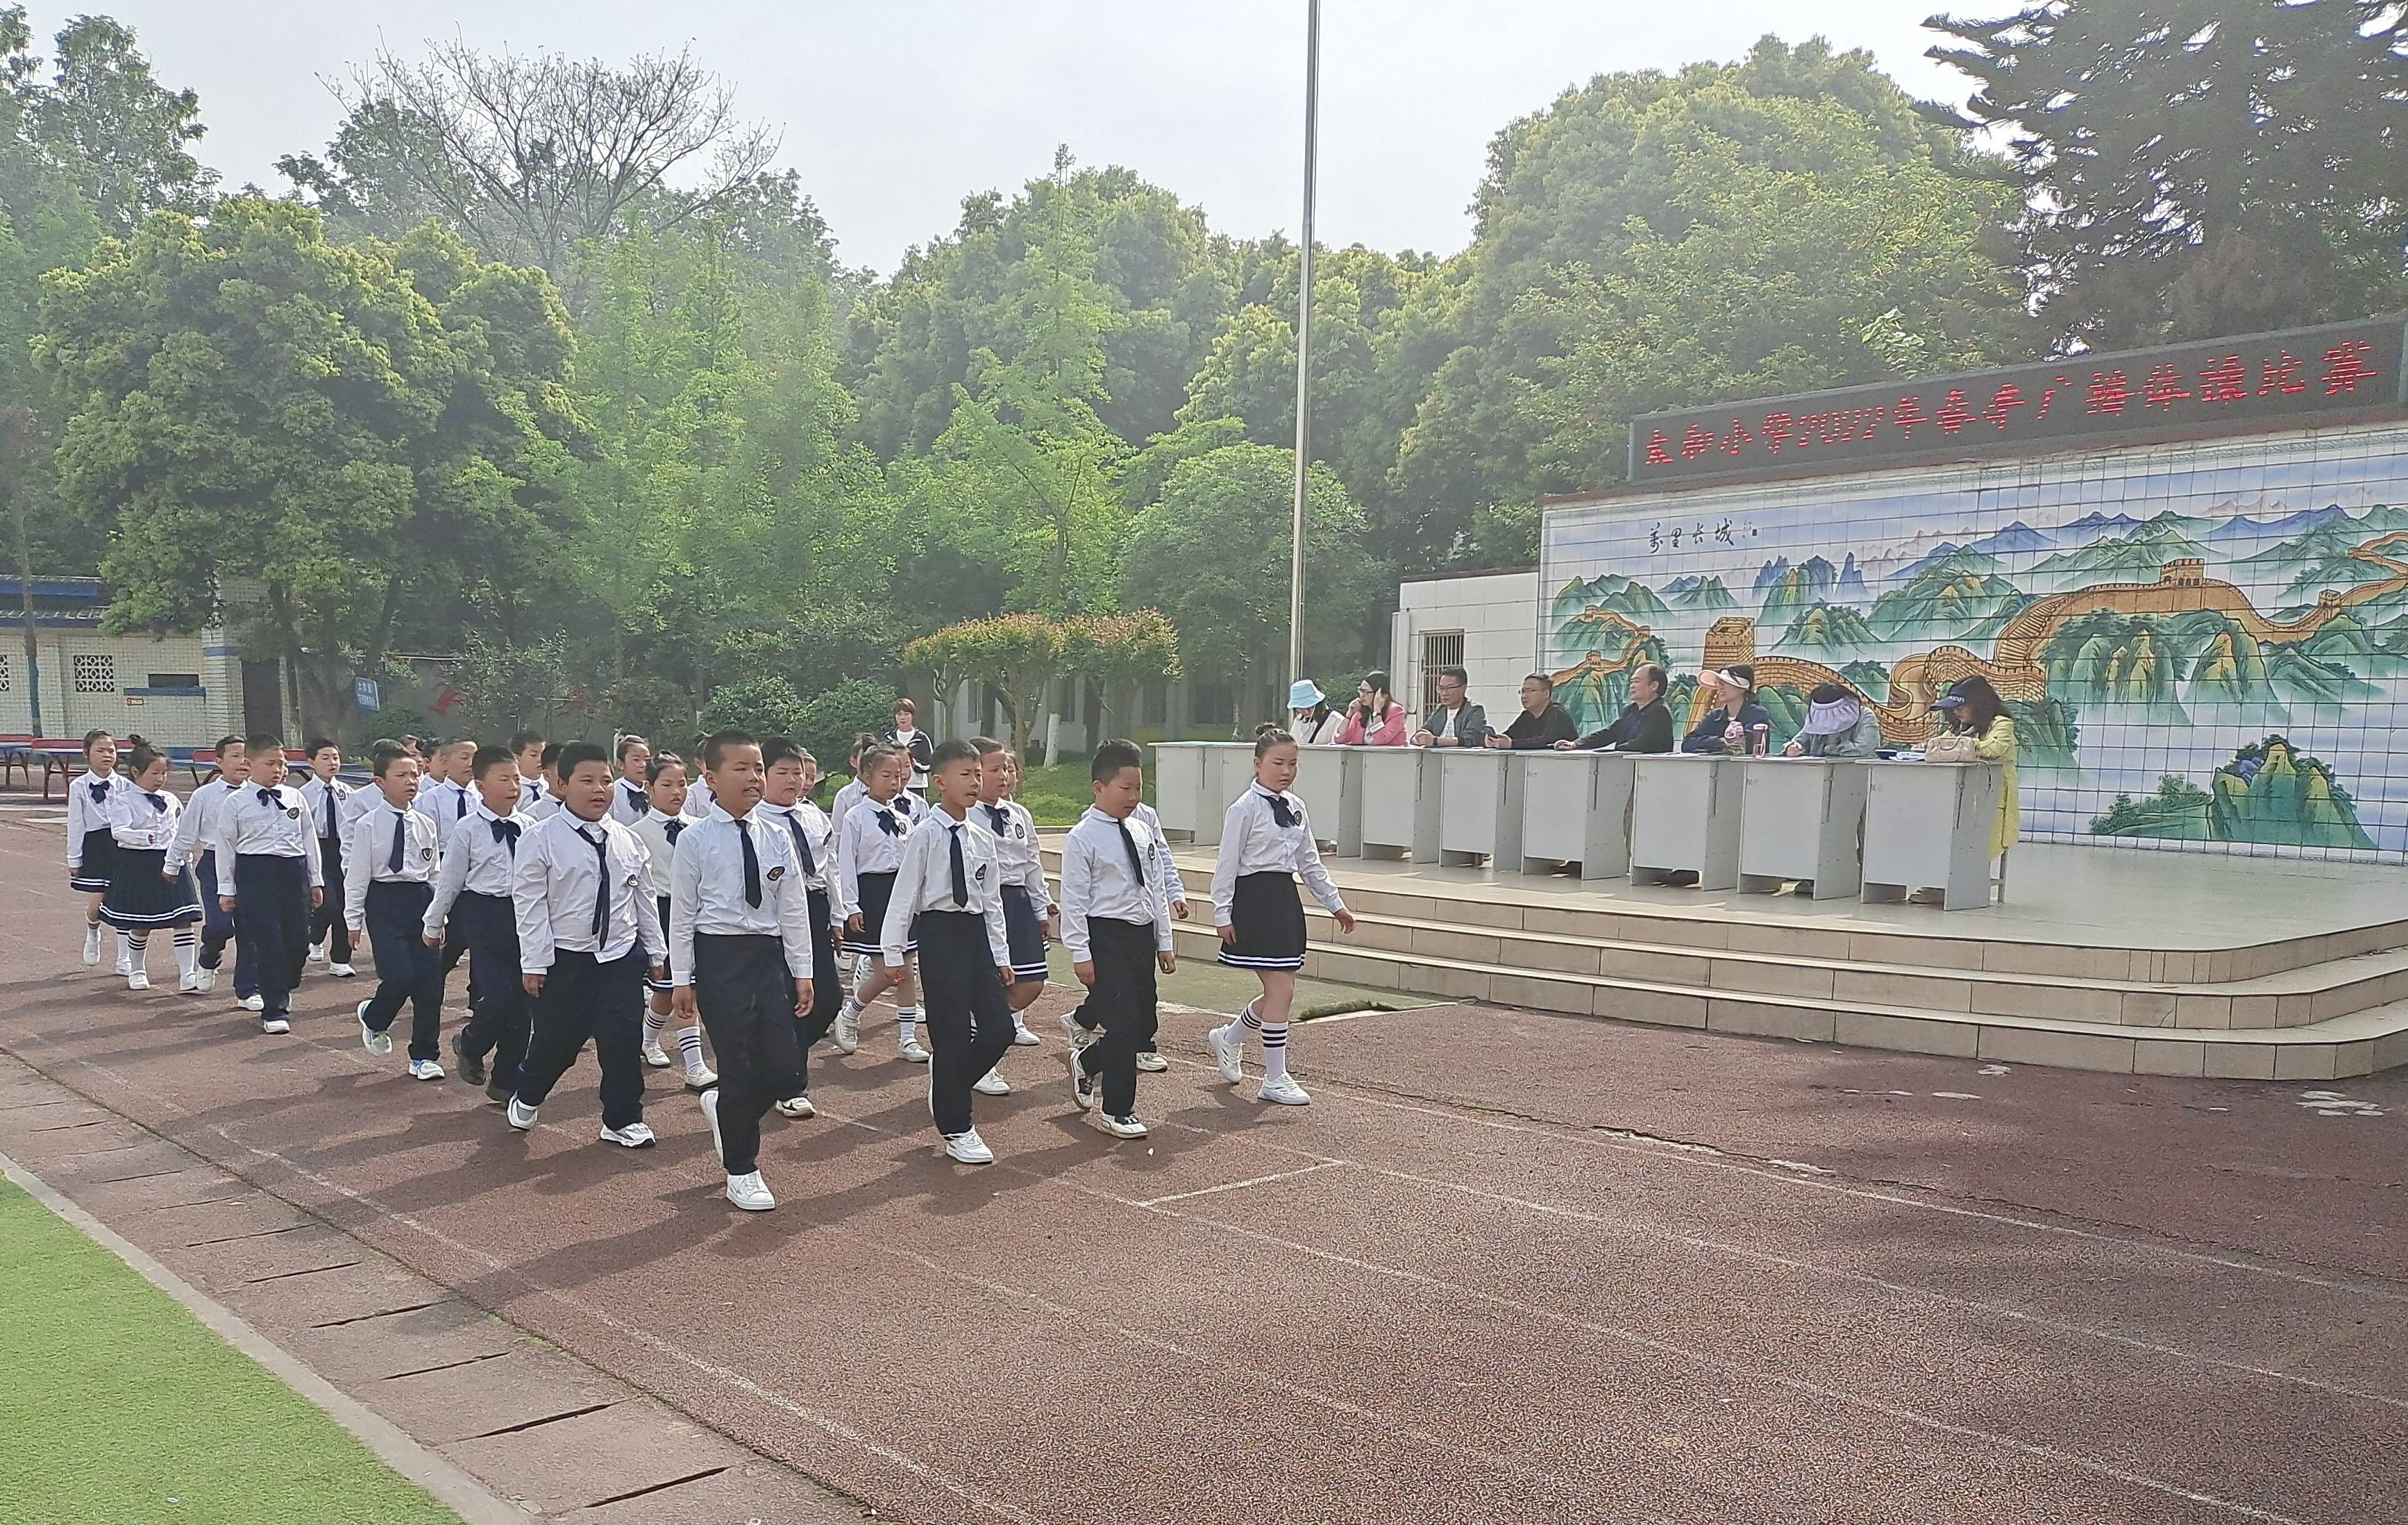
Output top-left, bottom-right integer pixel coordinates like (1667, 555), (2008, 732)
(598, 1120), (656, 1148)
(192, 966), (217, 993)
(357, 1000), (391, 1057)
(507, 1097), (538, 1131)
(698, 1087), (725, 1165)
(1011, 1014), (1041, 1046)
(775, 1093), (816, 1119)
(126, 969), (151, 992)
(240, 994), (265, 1013)
(407, 1059), (445, 1081)
(832, 1000), (860, 1054)
(725, 1170), (776, 1211)
(1088, 1111), (1147, 1139)
(943, 1128), (995, 1165)
(115, 954), (133, 977)
(178, 969), (205, 994)
(1136, 1052), (1168, 1072)
(1063, 1049), (1095, 1111)
(307, 945), (326, 964)
(684, 1065), (718, 1090)
(1058, 1011), (1095, 1051)
(260, 1017), (290, 1036)
(81, 924), (101, 966)
(1207, 1022), (1246, 1084)
(898, 1036), (932, 1063)
(973, 1068), (1011, 1096)
(329, 963), (357, 979)
(641, 1042), (672, 1068)
(1258, 1074), (1311, 1106)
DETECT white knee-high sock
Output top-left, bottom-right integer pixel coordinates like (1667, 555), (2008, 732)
(173, 929), (197, 975)
(676, 1027), (706, 1077)
(120, 930), (141, 968)
(1258, 1021), (1290, 1081)
(897, 1004), (919, 1039)
(641, 1010), (667, 1050)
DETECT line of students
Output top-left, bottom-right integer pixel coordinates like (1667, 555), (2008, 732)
(59, 720), (1356, 1213)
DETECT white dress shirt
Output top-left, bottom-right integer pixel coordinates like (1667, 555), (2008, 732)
(666, 805), (816, 987)
(1211, 786), (1347, 926)
(1056, 807), (1172, 960)
(165, 776), (233, 873)
(303, 773), (353, 836)
(340, 781), (383, 828)
(755, 800), (834, 895)
(687, 774), (716, 818)
(829, 777), (864, 828)
(510, 809), (661, 973)
(881, 809), (1011, 970)
(342, 798), (442, 930)
(217, 783), (326, 901)
(834, 796), (913, 922)
(1134, 801), (1187, 909)
(524, 790), (562, 822)
(629, 808), (691, 900)
(516, 773), (550, 816)
(976, 798), (1049, 903)
(423, 802), (532, 938)
(609, 777), (652, 827)
(106, 786), (181, 850)
(415, 777), (470, 827)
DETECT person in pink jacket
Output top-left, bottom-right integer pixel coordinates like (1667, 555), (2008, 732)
(1335, 671), (1408, 746)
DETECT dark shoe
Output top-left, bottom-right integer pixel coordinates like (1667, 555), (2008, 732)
(484, 1078), (514, 1105)
(452, 1028), (487, 1087)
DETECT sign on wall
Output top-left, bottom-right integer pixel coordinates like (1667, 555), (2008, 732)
(1629, 318), (2408, 488)
(353, 677), (380, 714)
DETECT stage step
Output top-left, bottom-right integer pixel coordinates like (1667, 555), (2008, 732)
(1036, 840), (2408, 1075)
(1156, 919), (2408, 1081)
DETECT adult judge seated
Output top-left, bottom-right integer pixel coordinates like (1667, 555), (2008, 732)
(1680, 665), (1771, 754)
(1483, 671), (1578, 749)
(1412, 666), (1489, 747)
(1781, 683), (1884, 758)
(1556, 662), (1674, 752)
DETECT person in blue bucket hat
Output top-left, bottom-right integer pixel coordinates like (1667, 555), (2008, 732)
(1287, 679), (1344, 745)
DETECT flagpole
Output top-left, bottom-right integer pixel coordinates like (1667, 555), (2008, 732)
(1286, 0), (1320, 696)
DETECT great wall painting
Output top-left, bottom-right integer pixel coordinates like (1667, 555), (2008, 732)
(1539, 427), (2408, 857)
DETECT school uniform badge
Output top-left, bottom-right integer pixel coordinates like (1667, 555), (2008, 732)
(285, 806), (301, 818)
(766, 864), (786, 881)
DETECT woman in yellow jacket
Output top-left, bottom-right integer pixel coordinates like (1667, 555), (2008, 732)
(1935, 676), (2018, 859)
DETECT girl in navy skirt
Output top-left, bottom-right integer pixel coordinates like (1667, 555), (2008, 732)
(99, 739), (203, 992)
(1204, 726), (1355, 1106)
(65, 729), (119, 970)
(630, 754), (714, 1089)
(836, 748), (927, 1062)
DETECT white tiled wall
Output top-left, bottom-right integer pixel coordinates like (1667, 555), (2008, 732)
(0, 630), (246, 745)
(1392, 571), (1540, 715)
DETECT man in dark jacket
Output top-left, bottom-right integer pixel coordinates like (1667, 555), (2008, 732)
(1558, 662), (1675, 752)
(1412, 665), (1489, 747)
(1485, 671), (1579, 749)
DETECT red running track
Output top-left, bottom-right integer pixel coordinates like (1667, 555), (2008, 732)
(0, 814), (2402, 1524)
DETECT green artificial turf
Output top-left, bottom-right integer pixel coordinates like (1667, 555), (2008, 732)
(0, 1181), (466, 1525)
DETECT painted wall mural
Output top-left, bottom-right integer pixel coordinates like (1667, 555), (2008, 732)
(1538, 421), (2408, 859)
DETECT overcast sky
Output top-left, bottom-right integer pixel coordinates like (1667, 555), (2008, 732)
(25, 1), (1973, 273)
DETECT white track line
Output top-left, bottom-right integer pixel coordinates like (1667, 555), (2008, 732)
(1136, 1161), (1347, 1206)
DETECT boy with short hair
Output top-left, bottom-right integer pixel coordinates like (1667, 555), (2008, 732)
(752, 738), (838, 1115)
(214, 734), (324, 1036)
(427, 745), (537, 1103)
(525, 742), (567, 820)
(166, 734), (249, 998)
(302, 737), (357, 977)
(1057, 739), (1175, 1138)
(510, 730), (547, 814)
(507, 740), (664, 1148)
(672, 731), (815, 1211)
(345, 748), (446, 1079)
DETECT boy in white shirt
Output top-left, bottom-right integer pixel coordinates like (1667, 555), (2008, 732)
(345, 750), (446, 1078)
(427, 745), (537, 1104)
(1056, 739), (1176, 1139)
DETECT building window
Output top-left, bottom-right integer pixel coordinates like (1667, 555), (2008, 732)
(0, 653), (10, 692)
(1420, 631), (1465, 709)
(71, 653), (115, 694)
(145, 673), (200, 689)
(1192, 682), (1236, 726)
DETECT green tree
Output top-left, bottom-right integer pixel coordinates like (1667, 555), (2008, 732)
(1929, 0), (2408, 350)
(1120, 444), (1381, 728)
(904, 614), (1066, 757)
(35, 196), (579, 740)
(1392, 36), (2028, 568)
(1061, 607), (1181, 735)
(17, 11), (213, 237)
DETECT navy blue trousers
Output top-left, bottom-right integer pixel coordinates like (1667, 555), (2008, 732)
(516, 947), (647, 1130)
(362, 880), (442, 1061)
(451, 893), (528, 1091)
(231, 855), (309, 1020)
(196, 851), (258, 997)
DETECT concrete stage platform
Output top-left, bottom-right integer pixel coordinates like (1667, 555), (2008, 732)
(1128, 841), (2408, 1079)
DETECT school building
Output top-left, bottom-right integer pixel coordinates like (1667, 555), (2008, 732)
(0, 577), (293, 746)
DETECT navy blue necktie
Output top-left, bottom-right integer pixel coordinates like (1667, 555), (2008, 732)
(580, 826), (609, 938)
(983, 803), (1009, 835)
(623, 784), (646, 816)
(782, 811), (815, 877)
(948, 822), (969, 907)
(1114, 818), (1147, 885)
(387, 811), (406, 873)
(875, 808), (902, 838)
(1264, 791), (1297, 829)
(454, 789), (466, 819)
(258, 787), (279, 807)
(664, 817), (685, 846)
(144, 791), (167, 811)
(736, 817), (761, 908)
(490, 818), (520, 854)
